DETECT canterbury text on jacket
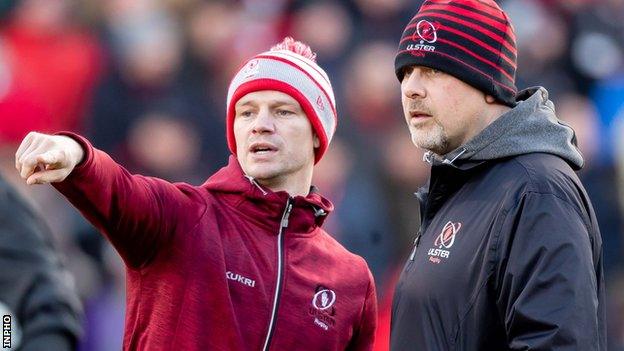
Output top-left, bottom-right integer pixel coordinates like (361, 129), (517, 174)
(53, 134), (377, 351)
(390, 87), (606, 351)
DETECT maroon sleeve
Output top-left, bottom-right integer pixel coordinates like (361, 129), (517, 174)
(347, 270), (378, 351)
(52, 132), (206, 268)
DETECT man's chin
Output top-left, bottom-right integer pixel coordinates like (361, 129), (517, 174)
(411, 135), (444, 153)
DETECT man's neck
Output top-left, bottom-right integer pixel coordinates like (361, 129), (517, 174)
(485, 104), (512, 126)
(257, 172), (313, 198)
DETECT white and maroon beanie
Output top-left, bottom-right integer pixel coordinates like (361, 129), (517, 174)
(226, 37), (337, 164)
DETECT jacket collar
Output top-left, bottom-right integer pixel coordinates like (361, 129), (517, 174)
(202, 156), (333, 235)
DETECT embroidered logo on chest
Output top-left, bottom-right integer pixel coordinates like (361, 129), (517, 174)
(427, 221), (462, 264)
(307, 285), (337, 331)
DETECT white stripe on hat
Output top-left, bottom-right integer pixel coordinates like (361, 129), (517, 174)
(262, 50), (335, 107)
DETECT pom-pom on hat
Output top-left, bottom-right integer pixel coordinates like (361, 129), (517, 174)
(226, 37), (337, 164)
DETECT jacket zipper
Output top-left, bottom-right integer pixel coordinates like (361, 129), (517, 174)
(261, 198), (293, 351)
(409, 228), (422, 261)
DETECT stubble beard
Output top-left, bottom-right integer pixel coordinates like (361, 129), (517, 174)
(410, 118), (449, 155)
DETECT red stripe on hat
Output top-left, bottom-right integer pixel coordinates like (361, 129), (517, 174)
(411, 11), (516, 55)
(448, 1), (517, 42)
(255, 54), (337, 120)
(423, 0), (503, 21)
(399, 24), (516, 68)
(396, 49), (516, 93)
(440, 25), (516, 68)
(436, 37), (515, 81)
(424, 3), (510, 36)
(226, 79), (329, 164)
(471, 0), (517, 42)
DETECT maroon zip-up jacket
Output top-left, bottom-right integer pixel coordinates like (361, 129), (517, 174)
(53, 134), (377, 350)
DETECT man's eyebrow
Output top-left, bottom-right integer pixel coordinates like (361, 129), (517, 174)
(236, 100), (256, 108)
(270, 100), (298, 107)
(235, 99), (299, 108)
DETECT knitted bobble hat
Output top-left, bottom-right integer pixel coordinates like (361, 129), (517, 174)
(226, 37), (337, 163)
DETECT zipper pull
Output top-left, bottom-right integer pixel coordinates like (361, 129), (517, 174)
(280, 201), (293, 228)
(409, 230), (422, 261)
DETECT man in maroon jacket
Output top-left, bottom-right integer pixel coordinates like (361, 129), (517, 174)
(14, 37), (377, 350)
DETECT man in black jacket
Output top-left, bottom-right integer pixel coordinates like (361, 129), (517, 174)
(391, 0), (606, 350)
(0, 174), (82, 350)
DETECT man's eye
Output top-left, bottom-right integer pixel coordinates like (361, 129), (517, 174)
(239, 111), (253, 117)
(276, 109), (294, 116)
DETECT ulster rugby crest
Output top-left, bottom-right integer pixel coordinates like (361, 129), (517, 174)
(428, 221), (462, 264)
(308, 285), (337, 331)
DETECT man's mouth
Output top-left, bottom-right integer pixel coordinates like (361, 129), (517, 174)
(249, 142), (277, 155)
(409, 111), (432, 119)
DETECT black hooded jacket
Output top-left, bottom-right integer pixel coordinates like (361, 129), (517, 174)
(0, 174), (82, 350)
(390, 88), (606, 350)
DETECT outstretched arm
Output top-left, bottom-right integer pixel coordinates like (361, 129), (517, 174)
(15, 132), (206, 268)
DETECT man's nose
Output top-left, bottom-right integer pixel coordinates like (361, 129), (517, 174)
(252, 107), (276, 134)
(402, 72), (426, 99)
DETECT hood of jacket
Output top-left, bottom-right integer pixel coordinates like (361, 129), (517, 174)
(431, 87), (584, 171)
(201, 156), (333, 234)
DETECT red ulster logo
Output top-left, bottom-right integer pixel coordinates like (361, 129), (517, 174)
(434, 221), (462, 249)
(416, 20), (438, 43)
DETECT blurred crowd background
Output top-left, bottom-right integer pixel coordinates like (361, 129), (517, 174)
(0, 0), (623, 349)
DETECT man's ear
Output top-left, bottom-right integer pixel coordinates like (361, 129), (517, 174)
(313, 134), (320, 148)
(485, 95), (497, 104)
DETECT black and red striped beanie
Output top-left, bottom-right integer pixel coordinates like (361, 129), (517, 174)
(395, 0), (518, 106)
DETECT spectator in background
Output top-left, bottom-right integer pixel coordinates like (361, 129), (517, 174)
(0, 0), (101, 145)
(313, 137), (393, 290)
(378, 126), (429, 259)
(558, 93), (623, 274)
(567, 0), (624, 165)
(503, 0), (573, 98)
(90, 2), (228, 180)
(350, 0), (415, 42)
(568, 0), (624, 89)
(341, 41), (401, 159)
(289, 0), (353, 88)
(0, 172), (82, 350)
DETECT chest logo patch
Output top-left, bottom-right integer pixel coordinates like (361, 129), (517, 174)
(428, 221), (462, 264)
(308, 286), (337, 331)
(312, 289), (336, 310)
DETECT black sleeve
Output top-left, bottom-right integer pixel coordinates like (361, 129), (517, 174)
(494, 192), (605, 351)
(0, 177), (83, 350)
